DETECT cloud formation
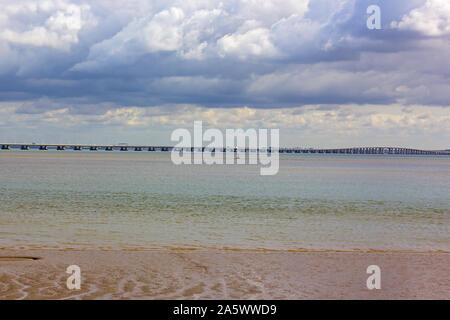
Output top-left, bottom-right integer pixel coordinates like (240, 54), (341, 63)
(391, 0), (450, 36)
(0, 0), (448, 147)
(0, 0), (96, 50)
(1, 102), (448, 148)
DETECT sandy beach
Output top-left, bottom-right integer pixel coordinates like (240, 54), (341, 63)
(0, 249), (448, 300)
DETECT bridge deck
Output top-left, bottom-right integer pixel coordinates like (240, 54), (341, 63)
(0, 143), (449, 155)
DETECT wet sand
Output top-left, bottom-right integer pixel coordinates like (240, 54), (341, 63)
(0, 249), (449, 299)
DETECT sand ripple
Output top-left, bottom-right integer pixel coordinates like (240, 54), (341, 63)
(0, 250), (449, 299)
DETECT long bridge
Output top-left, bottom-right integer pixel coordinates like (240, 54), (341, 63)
(1, 143), (449, 155)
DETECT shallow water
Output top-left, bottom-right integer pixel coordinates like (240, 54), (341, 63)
(0, 151), (449, 251)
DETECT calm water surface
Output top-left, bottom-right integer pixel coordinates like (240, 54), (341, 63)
(0, 151), (449, 251)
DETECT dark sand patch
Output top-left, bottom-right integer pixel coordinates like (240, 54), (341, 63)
(0, 256), (41, 262)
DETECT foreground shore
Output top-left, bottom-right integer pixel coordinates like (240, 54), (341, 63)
(0, 249), (449, 299)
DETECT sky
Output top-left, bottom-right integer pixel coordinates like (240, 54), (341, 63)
(0, 0), (449, 149)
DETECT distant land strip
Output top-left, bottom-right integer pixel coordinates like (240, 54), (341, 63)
(1, 143), (449, 155)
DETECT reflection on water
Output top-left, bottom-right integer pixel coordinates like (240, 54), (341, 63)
(0, 151), (449, 251)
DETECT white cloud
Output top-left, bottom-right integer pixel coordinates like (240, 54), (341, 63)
(391, 0), (450, 36)
(142, 7), (185, 52)
(72, 0), (315, 70)
(236, 0), (309, 24)
(2, 100), (449, 148)
(3, 101), (449, 134)
(218, 26), (279, 59)
(72, 5), (228, 70)
(0, 0), (96, 51)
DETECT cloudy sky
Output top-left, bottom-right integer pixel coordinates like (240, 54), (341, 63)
(0, 0), (449, 148)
